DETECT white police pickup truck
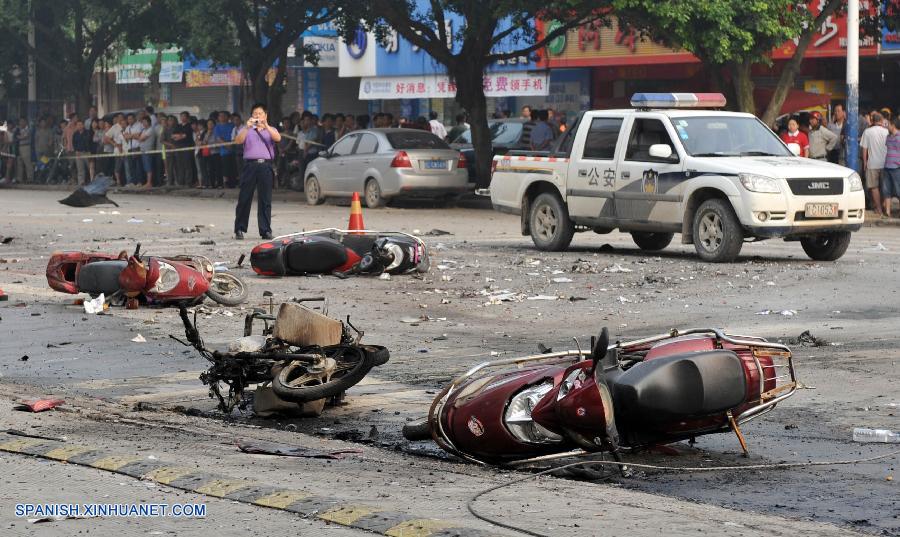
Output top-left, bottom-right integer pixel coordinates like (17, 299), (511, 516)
(488, 93), (865, 262)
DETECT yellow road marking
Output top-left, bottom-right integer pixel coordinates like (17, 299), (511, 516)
(385, 519), (457, 537)
(143, 466), (197, 485)
(0, 438), (45, 452)
(44, 445), (95, 461)
(91, 455), (143, 471)
(194, 479), (251, 497)
(319, 505), (381, 525)
(252, 490), (311, 509)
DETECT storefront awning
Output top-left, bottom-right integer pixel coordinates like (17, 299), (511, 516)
(754, 87), (830, 116)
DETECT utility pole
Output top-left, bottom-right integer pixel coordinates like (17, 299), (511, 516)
(27, 1), (37, 121)
(846, 0), (859, 172)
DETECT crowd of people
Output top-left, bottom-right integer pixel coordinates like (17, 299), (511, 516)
(4, 101), (898, 216)
(777, 104), (900, 217)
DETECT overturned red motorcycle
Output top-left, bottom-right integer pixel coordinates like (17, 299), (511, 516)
(404, 328), (797, 465)
(250, 228), (429, 278)
(46, 245), (248, 307)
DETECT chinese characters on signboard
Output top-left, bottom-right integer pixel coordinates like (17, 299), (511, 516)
(359, 72), (549, 100)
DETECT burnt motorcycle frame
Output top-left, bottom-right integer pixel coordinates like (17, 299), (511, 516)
(427, 328), (797, 467)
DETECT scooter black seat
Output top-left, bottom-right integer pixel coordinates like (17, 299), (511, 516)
(611, 350), (746, 423)
(285, 238), (348, 273)
(77, 260), (127, 295)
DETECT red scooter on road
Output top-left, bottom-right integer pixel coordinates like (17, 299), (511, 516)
(404, 328), (797, 466)
(47, 244), (248, 307)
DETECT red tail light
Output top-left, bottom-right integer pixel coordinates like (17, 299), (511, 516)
(458, 152), (468, 169)
(390, 151), (412, 168)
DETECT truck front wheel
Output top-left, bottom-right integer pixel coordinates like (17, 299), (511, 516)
(692, 199), (744, 262)
(800, 231), (851, 261)
(631, 231), (674, 251)
(530, 193), (574, 251)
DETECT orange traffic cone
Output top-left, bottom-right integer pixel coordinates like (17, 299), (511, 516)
(348, 192), (365, 232)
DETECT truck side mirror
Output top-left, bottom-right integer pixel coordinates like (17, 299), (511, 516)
(649, 144), (673, 160)
(786, 143), (801, 156)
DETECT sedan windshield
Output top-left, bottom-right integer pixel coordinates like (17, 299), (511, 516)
(672, 116), (792, 157)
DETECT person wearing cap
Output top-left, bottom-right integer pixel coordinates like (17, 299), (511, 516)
(807, 112), (838, 161)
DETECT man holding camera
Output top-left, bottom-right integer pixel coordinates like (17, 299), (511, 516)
(233, 102), (281, 240)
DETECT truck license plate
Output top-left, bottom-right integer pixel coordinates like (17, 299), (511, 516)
(424, 160), (446, 169)
(805, 203), (838, 218)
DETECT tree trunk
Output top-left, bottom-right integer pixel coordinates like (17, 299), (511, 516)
(729, 60), (755, 114)
(74, 70), (92, 117)
(146, 49), (162, 108)
(452, 68), (491, 188)
(760, 0), (842, 127)
(266, 49), (289, 124)
(249, 61), (269, 109)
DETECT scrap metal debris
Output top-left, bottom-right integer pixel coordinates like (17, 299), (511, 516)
(793, 330), (828, 347)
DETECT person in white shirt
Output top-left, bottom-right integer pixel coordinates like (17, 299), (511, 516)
(103, 114), (125, 186)
(124, 113), (144, 185)
(860, 111), (890, 217)
(428, 111), (447, 140)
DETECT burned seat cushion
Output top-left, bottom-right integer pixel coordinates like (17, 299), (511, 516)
(76, 260), (127, 295)
(612, 350), (747, 422)
(285, 237), (348, 274)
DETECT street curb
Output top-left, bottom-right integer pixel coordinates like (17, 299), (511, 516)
(0, 432), (506, 537)
(0, 184), (495, 209)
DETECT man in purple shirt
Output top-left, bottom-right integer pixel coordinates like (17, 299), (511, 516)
(233, 102), (282, 240)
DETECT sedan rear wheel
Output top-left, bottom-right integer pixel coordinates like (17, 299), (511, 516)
(365, 178), (384, 208)
(305, 176), (325, 206)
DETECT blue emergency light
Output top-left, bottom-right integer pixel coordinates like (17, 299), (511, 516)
(630, 93), (727, 109)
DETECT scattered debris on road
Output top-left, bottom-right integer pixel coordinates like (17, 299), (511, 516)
(237, 440), (363, 459)
(15, 399), (65, 412)
(58, 175), (119, 208)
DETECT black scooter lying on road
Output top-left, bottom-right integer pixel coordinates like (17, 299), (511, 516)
(173, 299), (389, 416)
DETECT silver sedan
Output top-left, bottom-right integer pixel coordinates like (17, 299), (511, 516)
(304, 128), (469, 207)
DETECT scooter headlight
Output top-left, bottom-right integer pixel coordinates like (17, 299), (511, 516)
(383, 243), (404, 272)
(504, 381), (563, 444)
(848, 172), (863, 192)
(152, 261), (180, 294)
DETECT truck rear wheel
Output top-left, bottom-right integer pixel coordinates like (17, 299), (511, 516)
(530, 193), (574, 251)
(631, 231), (673, 251)
(800, 231), (851, 261)
(692, 199), (743, 262)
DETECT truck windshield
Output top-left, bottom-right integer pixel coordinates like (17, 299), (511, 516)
(671, 116), (792, 157)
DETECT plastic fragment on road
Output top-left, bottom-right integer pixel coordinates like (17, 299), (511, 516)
(378, 273), (391, 280)
(873, 243), (888, 251)
(527, 295), (559, 301)
(603, 263), (633, 273)
(126, 218), (143, 224)
(755, 309), (797, 316)
(83, 293), (106, 314)
(15, 399), (65, 413)
(852, 427), (900, 443)
(552, 277), (574, 283)
(131, 334), (147, 343)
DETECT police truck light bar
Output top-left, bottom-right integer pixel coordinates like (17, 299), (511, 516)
(630, 93), (727, 109)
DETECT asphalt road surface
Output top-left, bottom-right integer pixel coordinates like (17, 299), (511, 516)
(0, 189), (897, 536)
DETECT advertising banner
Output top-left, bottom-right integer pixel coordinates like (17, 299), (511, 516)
(358, 71), (549, 100)
(116, 48), (184, 84)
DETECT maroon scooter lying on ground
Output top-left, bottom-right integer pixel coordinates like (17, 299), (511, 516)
(404, 328), (797, 466)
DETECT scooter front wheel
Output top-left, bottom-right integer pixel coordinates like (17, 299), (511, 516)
(271, 346), (373, 403)
(205, 273), (249, 306)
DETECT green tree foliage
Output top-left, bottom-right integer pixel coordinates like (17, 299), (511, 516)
(0, 0), (168, 114)
(175, 0), (336, 121)
(337, 1), (610, 186)
(615, 0), (899, 125)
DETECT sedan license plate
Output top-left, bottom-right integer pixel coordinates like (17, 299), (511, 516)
(424, 160), (446, 170)
(805, 202), (838, 218)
